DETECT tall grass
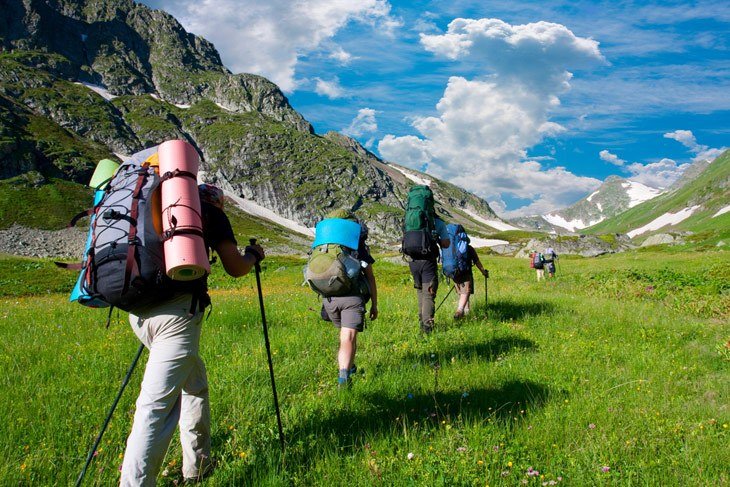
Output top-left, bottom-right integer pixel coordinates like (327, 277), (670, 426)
(0, 251), (727, 485)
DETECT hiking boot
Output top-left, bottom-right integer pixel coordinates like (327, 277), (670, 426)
(349, 364), (358, 376)
(337, 376), (352, 389)
(453, 310), (464, 319)
(420, 321), (434, 335)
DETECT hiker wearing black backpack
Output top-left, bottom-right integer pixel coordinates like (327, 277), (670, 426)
(401, 185), (450, 334)
(530, 250), (545, 281)
(120, 183), (265, 486)
(544, 247), (558, 278)
(304, 209), (378, 388)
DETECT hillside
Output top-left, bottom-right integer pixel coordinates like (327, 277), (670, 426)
(584, 150), (730, 245)
(0, 0), (512, 249)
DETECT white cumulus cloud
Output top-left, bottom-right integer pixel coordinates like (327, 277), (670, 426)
(342, 108), (378, 137)
(379, 18), (605, 217)
(314, 77), (345, 99)
(664, 129), (725, 162)
(626, 158), (690, 189)
(152, 0), (397, 92)
(599, 150), (626, 166)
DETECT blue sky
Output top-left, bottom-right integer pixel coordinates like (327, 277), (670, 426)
(141, 0), (729, 217)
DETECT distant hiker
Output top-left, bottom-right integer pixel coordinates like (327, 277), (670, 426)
(121, 183), (265, 485)
(401, 185), (450, 334)
(530, 251), (545, 281)
(544, 247), (558, 278)
(304, 209), (378, 388)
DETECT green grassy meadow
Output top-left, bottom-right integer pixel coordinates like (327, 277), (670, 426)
(0, 250), (728, 486)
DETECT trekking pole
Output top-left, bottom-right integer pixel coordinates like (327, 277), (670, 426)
(435, 285), (455, 314)
(249, 239), (285, 453)
(76, 343), (145, 487)
(484, 269), (489, 318)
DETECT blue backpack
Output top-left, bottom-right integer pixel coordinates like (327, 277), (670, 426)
(441, 223), (470, 278)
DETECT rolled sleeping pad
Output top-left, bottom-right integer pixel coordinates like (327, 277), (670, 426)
(312, 218), (362, 250)
(70, 189), (109, 307)
(158, 140), (210, 281)
(88, 158), (120, 190)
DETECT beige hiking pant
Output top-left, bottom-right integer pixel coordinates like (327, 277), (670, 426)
(120, 294), (210, 486)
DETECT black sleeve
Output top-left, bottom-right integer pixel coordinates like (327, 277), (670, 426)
(202, 202), (237, 251)
(357, 241), (375, 265)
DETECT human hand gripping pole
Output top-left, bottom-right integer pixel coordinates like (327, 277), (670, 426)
(249, 238), (285, 453)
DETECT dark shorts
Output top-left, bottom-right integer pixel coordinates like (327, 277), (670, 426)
(408, 259), (439, 291)
(454, 271), (474, 295)
(322, 295), (366, 332)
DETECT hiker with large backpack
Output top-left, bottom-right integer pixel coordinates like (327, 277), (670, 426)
(441, 224), (488, 319)
(530, 250), (545, 281)
(544, 247), (558, 278)
(305, 209), (378, 388)
(69, 142), (265, 485)
(401, 185), (450, 334)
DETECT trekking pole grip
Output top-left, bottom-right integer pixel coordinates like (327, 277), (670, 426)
(249, 238), (261, 271)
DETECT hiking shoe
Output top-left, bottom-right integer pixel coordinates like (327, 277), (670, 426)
(453, 310), (464, 319)
(349, 364), (358, 376)
(337, 376), (352, 389)
(420, 322), (434, 335)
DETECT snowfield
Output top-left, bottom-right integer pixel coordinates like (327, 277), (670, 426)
(76, 82), (116, 101)
(712, 205), (730, 218)
(627, 205), (701, 238)
(223, 191), (315, 237)
(543, 213), (604, 232)
(462, 208), (520, 232)
(469, 237), (510, 248)
(390, 164), (431, 186)
(622, 181), (662, 208)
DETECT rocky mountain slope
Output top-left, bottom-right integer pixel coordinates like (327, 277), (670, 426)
(513, 176), (662, 234)
(583, 150), (730, 245)
(0, 0), (512, 248)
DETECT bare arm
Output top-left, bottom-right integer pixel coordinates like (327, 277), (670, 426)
(364, 264), (378, 320)
(215, 239), (265, 277)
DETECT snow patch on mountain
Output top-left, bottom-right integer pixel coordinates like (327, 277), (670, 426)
(76, 82), (116, 100)
(586, 190), (599, 202)
(470, 237), (510, 248)
(622, 181), (662, 208)
(627, 205), (701, 238)
(390, 165), (431, 186)
(224, 191), (315, 237)
(543, 213), (604, 232)
(462, 208), (520, 231)
(712, 205), (730, 218)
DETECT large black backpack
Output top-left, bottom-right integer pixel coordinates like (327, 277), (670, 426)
(401, 185), (436, 257)
(73, 147), (174, 311)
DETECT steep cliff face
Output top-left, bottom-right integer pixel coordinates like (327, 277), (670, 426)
(1, 0), (311, 132)
(0, 0), (507, 243)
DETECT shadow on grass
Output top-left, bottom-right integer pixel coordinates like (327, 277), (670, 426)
(207, 379), (550, 484)
(480, 298), (557, 322)
(402, 336), (538, 367)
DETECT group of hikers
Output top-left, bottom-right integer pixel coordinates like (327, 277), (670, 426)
(71, 150), (501, 487)
(530, 247), (559, 281)
(103, 179), (491, 484)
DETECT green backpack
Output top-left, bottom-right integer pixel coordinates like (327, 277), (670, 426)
(402, 185), (436, 257)
(305, 244), (364, 297)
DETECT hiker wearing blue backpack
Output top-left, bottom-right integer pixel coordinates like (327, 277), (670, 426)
(441, 224), (487, 318)
(304, 209), (378, 388)
(121, 184), (265, 486)
(401, 185), (450, 334)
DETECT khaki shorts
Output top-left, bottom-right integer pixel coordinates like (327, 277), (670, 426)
(322, 295), (366, 332)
